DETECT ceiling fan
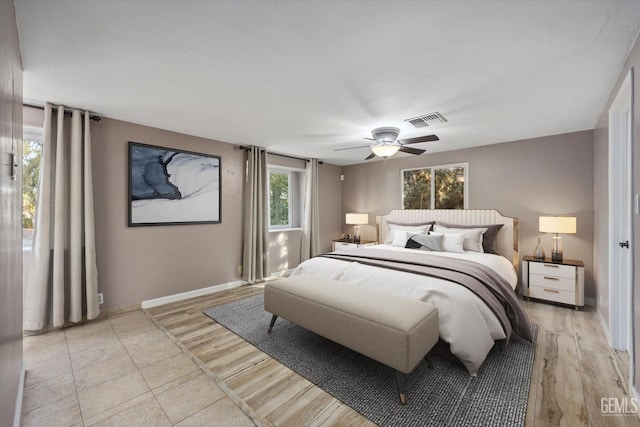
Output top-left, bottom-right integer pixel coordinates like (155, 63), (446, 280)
(334, 127), (439, 160)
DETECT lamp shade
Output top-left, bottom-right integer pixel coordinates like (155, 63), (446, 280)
(371, 144), (400, 158)
(346, 213), (369, 225)
(539, 216), (576, 234)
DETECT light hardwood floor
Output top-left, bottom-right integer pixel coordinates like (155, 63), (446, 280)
(148, 286), (640, 427)
(21, 284), (640, 426)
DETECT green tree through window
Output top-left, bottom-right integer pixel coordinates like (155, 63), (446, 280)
(435, 167), (465, 209)
(23, 140), (42, 229)
(402, 164), (467, 210)
(269, 171), (290, 226)
(403, 169), (432, 209)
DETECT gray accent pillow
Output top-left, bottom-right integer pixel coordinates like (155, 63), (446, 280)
(405, 232), (444, 251)
(435, 221), (504, 255)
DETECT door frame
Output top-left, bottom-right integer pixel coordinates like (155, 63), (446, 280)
(608, 68), (634, 360)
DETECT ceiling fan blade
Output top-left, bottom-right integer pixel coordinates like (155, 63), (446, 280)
(365, 152), (376, 160)
(398, 134), (439, 145)
(334, 144), (372, 152)
(399, 146), (426, 155)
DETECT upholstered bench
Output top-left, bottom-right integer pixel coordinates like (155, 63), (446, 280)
(264, 273), (439, 405)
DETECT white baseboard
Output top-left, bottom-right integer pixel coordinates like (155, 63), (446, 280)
(13, 362), (25, 427)
(141, 271), (296, 309)
(141, 280), (247, 309)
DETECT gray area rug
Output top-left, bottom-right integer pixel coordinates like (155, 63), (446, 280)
(203, 294), (537, 427)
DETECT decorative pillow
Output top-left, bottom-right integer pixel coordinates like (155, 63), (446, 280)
(405, 232), (444, 251)
(391, 229), (418, 247)
(433, 225), (487, 253)
(429, 232), (465, 253)
(384, 222), (433, 244)
(436, 222), (504, 254)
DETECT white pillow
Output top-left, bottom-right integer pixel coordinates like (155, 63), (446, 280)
(433, 225), (487, 253)
(384, 224), (431, 244)
(390, 230), (426, 247)
(429, 232), (465, 253)
(391, 231), (410, 247)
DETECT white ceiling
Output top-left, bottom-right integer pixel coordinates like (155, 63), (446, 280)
(14, 0), (640, 166)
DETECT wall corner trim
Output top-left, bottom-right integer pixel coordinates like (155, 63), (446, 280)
(596, 307), (611, 347)
(141, 280), (247, 309)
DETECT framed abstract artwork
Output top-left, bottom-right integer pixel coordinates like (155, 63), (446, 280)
(128, 141), (221, 226)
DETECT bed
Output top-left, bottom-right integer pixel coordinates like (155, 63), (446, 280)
(290, 209), (533, 375)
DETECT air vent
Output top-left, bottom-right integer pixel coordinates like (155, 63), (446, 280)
(405, 112), (447, 128)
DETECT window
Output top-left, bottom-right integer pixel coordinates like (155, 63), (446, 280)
(23, 126), (43, 250)
(402, 163), (468, 210)
(269, 167), (303, 229)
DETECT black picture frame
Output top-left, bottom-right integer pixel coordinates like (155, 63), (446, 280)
(128, 141), (222, 226)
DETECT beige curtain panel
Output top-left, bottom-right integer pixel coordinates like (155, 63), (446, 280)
(24, 104), (99, 330)
(301, 158), (320, 261)
(242, 147), (270, 283)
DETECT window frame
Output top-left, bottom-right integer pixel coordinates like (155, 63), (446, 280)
(268, 166), (304, 230)
(400, 162), (469, 210)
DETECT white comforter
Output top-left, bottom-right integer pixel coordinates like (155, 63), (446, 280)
(290, 245), (519, 375)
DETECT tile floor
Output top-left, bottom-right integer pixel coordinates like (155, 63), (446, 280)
(21, 310), (255, 427)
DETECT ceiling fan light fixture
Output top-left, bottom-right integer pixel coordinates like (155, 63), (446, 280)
(371, 144), (400, 158)
(371, 127), (400, 143)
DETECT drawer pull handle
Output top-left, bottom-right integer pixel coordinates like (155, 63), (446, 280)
(543, 264), (559, 268)
(543, 276), (560, 281)
(544, 288), (560, 293)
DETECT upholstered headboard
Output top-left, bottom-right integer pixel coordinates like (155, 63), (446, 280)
(377, 209), (519, 271)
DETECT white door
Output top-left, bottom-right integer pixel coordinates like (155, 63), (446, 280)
(608, 69), (633, 355)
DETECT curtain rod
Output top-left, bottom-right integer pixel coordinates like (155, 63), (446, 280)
(238, 145), (323, 164)
(24, 103), (101, 122)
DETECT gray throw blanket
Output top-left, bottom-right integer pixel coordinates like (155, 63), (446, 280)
(320, 248), (533, 345)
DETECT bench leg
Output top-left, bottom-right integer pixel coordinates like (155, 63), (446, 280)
(426, 354), (434, 369)
(268, 314), (278, 333)
(396, 370), (407, 405)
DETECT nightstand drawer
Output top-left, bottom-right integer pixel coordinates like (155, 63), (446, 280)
(529, 286), (576, 306)
(335, 241), (358, 249)
(529, 262), (575, 279)
(332, 240), (377, 251)
(530, 274), (576, 292)
(521, 256), (584, 309)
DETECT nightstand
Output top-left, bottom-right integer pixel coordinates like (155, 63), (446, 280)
(332, 239), (377, 251)
(521, 256), (585, 310)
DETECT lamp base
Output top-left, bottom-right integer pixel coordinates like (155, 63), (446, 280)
(353, 225), (361, 244)
(551, 235), (563, 262)
(551, 250), (563, 263)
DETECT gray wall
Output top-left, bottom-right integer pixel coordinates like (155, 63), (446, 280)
(342, 130), (595, 298)
(593, 32), (640, 391)
(0, 1), (23, 425)
(89, 117), (342, 310)
(91, 118), (244, 309)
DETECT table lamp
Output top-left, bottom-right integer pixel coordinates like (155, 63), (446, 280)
(346, 213), (369, 244)
(539, 216), (576, 262)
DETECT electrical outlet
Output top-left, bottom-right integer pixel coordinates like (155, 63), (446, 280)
(238, 265), (243, 275)
(98, 293), (104, 305)
(635, 193), (639, 215)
